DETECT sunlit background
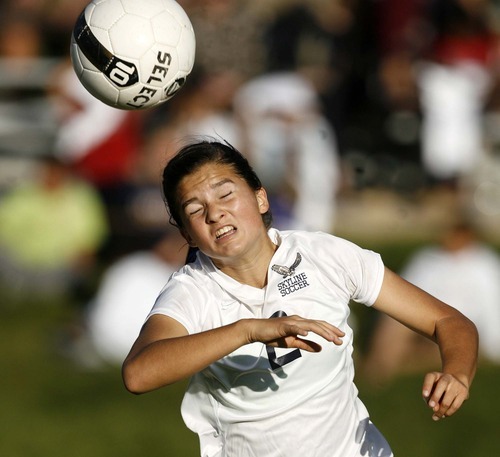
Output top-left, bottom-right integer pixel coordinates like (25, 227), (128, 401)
(1, 1), (500, 456)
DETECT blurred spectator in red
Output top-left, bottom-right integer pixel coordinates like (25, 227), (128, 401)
(47, 62), (143, 191)
(98, 122), (183, 262)
(416, 0), (500, 184)
(372, 0), (430, 57)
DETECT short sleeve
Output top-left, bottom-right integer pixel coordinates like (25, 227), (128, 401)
(147, 272), (207, 334)
(311, 232), (385, 307)
(348, 246), (385, 306)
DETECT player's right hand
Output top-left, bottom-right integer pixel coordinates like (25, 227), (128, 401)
(243, 315), (345, 352)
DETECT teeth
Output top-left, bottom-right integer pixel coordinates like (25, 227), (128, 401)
(216, 226), (234, 239)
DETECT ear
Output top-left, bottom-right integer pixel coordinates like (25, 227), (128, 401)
(256, 187), (270, 214)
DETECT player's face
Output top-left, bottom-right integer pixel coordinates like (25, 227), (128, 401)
(177, 162), (271, 266)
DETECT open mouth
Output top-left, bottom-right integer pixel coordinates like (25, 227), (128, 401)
(215, 225), (236, 239)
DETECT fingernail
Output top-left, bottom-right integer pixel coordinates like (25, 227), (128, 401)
(428, 400), (435, 408)
(432, 415), (440, 421)
(423, 390), (429, 397)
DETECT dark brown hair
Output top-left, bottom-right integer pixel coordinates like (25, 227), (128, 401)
(162, 140), (273, 230)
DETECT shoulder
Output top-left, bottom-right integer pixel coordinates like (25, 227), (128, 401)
(273, 229), (384, 304)
(275, 228), (334, 245)
(165, 259), (211, 290)
(156, 253), (224, 302)
(274, 228), (383, 277)
(277, 228), (374, 256)
(148, 258), (219, 332)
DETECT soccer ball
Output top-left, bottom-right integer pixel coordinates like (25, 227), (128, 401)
(70, 0), (196, 110)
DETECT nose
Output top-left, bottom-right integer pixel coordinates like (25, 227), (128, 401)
(205, 202), (225, 223)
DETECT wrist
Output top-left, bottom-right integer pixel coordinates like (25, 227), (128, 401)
(443, 370), (472, 389)
(234, 318), (254, 346)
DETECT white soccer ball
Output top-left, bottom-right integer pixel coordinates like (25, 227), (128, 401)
(70, 0), (196, 110)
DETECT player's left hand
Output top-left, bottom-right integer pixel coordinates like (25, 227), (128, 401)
(422, 371), (470, 421)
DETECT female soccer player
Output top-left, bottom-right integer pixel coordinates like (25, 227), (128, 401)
(122, 140), (478, 457)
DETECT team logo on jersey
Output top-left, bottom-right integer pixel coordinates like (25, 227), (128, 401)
(272, 252), (302, 278)
(273, 252), (310, 297)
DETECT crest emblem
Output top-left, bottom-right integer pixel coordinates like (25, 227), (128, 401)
(271, 252), (302, 278)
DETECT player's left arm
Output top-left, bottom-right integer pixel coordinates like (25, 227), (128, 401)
(372, 267), (479, 421)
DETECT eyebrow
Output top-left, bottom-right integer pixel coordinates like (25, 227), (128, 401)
(181, 178), (235, 210)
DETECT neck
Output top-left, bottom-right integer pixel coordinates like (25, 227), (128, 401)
(214, 238), (278, 289)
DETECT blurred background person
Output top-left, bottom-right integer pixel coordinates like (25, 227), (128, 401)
(47, 61), (144, 192)
(362, 215), (500, 386)
(234, 71), (341, 232)
(416, 0), (499, 186)
(262, 0), (370, 140)
(0, 154), (109, 301)
(0, 9), (60, 160)
(62, 228), (188, 368)
(97, 121), (186, 262)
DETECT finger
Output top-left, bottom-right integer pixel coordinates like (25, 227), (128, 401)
(316, 321), (346, 340)
(270, 334), (323, 352)
(313, 319), (345, 336)
(286, 323), (309, 338)
(292, 337), (323, 352)
(428, 386), (446, 413)
(432, 397), (456, 421)
(278, 316), (345, 348)
(313, 318), (345, 334)
(304, 320), (345, 345)
(422, 372), (440, 400)
(427, 377), (449, 413)
(283, 320), (336, 344)
(433, 385), (468, 420)
(440, 393), (466, 418)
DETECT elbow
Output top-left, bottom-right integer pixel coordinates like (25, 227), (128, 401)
(123, 381), (144, 396)
(457, 311), (479, 340)
(436, 309), (479, 344)
(122, 358), (173, 394)
(122, 361), (148, 395)
(466, 315), (479, 346)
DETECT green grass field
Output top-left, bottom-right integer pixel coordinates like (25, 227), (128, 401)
(1, 286), (498, 457)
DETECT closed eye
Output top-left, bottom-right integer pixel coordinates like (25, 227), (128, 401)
(185, 204), (203, 216)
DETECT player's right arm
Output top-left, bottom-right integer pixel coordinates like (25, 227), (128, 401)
(122, 313), (344, 394)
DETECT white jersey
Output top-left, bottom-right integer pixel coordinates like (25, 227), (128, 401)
(149, 229), (392, 457)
